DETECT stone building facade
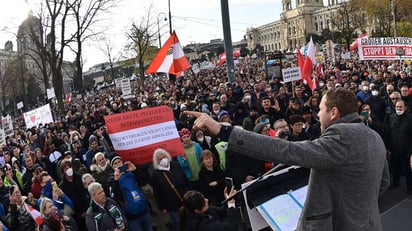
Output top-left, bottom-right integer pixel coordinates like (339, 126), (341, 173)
(246, 0), (341, 52)
(0, 13), (75, 110)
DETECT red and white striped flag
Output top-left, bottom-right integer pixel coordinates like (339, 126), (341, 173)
(146, 31), (190, 76)
(301, 37), (315, 90)
(349, 32), (368, 51)
(26, 204), (43, 226)
(217, 52), (227, 66)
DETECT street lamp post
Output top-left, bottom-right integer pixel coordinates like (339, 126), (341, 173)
(168, 0), (172, 34)
(157, 12), (167, 48)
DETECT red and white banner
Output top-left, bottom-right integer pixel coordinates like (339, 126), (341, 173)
(357, 37), (412, 60)
(146, 31), (190, 76)
(216, 48), (241, 66)
(104, 106), (184, 164)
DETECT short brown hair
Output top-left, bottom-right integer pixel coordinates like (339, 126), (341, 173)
(323, 88), (358, 117)
(200, 149), (217, 168)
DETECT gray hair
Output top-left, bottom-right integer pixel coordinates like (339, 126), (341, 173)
(152, 148), (172, 170)
(82, 173), (95, 185)
(273, 119), (287, 130)
(88, 182), (103, 196)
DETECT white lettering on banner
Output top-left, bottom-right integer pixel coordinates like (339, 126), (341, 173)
(282, 67), (302, 83)
(109, 121), (179, 150)
(358, 37), (412, 60)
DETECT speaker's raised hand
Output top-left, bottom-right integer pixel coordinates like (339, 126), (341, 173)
(183, 111), (222, 135)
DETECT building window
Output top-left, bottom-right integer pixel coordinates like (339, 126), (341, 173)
(315, 22), (318, 31)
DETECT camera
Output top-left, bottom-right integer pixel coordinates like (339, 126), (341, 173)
(278, 130), (290, 139)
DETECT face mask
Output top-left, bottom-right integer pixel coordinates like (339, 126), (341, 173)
(371, 90), (379, 96)
(244, 95), (251, 100)
(197, 137), (204, 143)
(319, 82), (325, 87)
(362, 86), (369, 91)
(74, 136), (79, 141)
(396, 110), (404, 116)
(159, 158), (169, 168)
(65, 168), (73, 177)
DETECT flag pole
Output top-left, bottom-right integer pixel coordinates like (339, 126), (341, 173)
(220, 0), (235, 84)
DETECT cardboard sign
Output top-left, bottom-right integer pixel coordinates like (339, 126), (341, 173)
(104, 106), (184, 164)
(23, 104), (54, 129)
(282, 67), (302, 83)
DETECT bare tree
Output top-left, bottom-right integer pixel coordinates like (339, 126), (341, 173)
(99, 37), (117, 83)
(70, 0), (118, 94)
(125, 6), (158, 88)
(357, 0), (391, 36)
(44, 0), (73, 110)
(332, 0), (366, 50)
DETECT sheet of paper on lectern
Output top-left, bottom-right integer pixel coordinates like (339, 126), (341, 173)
(256, 186), (308, 231)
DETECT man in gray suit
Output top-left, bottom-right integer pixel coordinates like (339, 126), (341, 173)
(185, 87), (390, 231)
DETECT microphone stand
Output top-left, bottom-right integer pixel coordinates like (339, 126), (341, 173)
(221, 163), (285, 205)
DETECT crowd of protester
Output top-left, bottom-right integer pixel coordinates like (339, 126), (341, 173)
(0, 53), (410, 231)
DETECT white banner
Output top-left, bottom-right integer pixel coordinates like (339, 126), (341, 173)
(282, 67), (302, 83)
(47, 88), (56, 99)
(357, 37), (412, 60)
(121, 78), (131, 96)
(23, 104), (54, 129)
(1, 115), (14, 137)
(17, 101), (24, 109)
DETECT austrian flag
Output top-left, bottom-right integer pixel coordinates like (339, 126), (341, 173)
(146, 31), (190, 75)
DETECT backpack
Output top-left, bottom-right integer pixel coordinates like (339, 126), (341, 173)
(118, 172), (147, 215)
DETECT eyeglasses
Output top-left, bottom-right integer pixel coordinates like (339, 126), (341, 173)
(390, 97), (400, 100)
(275, 125), (288, 129)
(261, 128), (269, 133)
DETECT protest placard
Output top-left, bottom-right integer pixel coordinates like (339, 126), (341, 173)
(357, 37), (412, 60)
(104, 106), (184, 164)
(1, 115), (14, 137)
(282, 67), (301, 83)
(23, 104), (54, 129)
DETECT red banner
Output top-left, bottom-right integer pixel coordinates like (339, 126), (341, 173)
(104, 106), (184, 164)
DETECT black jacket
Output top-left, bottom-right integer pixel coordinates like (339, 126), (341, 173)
(182, 206), (240, 231)
(86, 197), (127, 231)
(151, 161), (187, 211)
(5, 203), (37, 231)
(385, 112), (412, 156)
(198, 166), (225, 206)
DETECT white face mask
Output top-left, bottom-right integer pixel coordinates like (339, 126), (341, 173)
(65, 168), (73, 177)
(371, 90), (379, 96)
(244, 95), (251, 100)
(197, 137), (204, 143)
(319, 82), (325, 87)
(159, 158), (169, 168)
(396, 110), (404, 116)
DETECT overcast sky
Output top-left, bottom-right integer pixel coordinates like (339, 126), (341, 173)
(0, 0), (327, 70)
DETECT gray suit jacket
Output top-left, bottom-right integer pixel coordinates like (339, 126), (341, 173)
(228, 112), (390, 231)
